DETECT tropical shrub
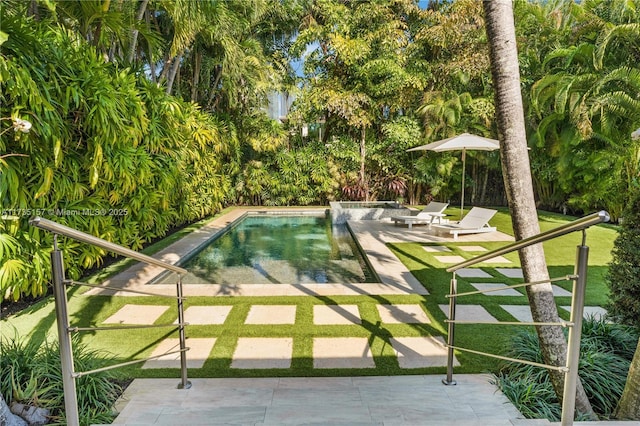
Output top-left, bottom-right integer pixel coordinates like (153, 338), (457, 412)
(495, 317), (639, 421)
(0, 13), (239, 300)
(606, 185), (640, 327)
(0, 333), (124, 426)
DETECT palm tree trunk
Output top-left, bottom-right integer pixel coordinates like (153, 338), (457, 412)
(359, 126), (368, 201)
(483, 0), (597, 420)
(616, 337), (640, 420)
(127, 0), (149, 63)
(165, 52), (183, 95)
(191, 48), (202, 102)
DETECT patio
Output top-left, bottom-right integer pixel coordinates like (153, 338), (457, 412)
(90, 208), (609, 425)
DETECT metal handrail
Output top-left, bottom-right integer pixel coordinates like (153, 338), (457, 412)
(441, 211), (610, 426)
(30, 216), (187, 274)
(446, 210), (609, 272)
(29, 216), (191, 426)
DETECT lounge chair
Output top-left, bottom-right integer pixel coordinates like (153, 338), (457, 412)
(431, 207), (497, 240)
(390, 201), (449, 229)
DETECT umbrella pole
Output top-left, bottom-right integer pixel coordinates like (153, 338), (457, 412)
(460, 149), (466, 220)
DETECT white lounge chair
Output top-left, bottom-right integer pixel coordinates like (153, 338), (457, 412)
(431, 207), (497, 240)
(390, 201), (449, 229)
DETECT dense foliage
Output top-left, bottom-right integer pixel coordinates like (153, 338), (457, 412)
(1, 0), (639, 301)
(1, 333), (124, 425)
(0, 13), (239, 300)
(495, 317), (639, 421)
(606, 185), (640, 328)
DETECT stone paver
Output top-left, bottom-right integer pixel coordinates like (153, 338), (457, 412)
(456, 268), (493, 278)
(495, 268), (524, 278)
(103, 304), (170, 325)
(142, 338), (216, 369)
(231, 337), (293, 369)
(245, 305), (297, 324)
(458, 245), (488, 252)
(561, 306), (608, 321)
(470, 283), (522, 296)
(480, 255), (511, 263)
(552, 285), (572, 297)
(423, 245), (452, 252)
(313, 304), (361, 325)
(313, 337), (376, 369)
(500, 305), (533, 323)
(178, 305), (233, 325)
(434, 255), (467, 264)
(438, 304), (499, 323)
(377, 304), (431, 324)
(390, 336), (459, 368)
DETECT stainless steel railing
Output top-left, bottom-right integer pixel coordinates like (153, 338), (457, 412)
(441, 210), (609, 426)
(29, 217), (191, 426)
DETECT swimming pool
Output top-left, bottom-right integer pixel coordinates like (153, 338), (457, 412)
(163, 213), (377, 285)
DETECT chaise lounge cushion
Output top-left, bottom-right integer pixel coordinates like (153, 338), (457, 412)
(431, 207), (497, 240)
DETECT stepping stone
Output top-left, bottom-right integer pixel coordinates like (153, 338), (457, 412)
(103, 304), (169, 325)
(434, 255), (466, 264)
(458, 246), (487, 252)
(552, 285), (572, 297)
(142, 338), (216, 369)
(377, 304), (431, 324)
(423, 245), (452, 252)
(389, 336), (459, 368)
(245, 305), (296, 324)
(455, 268), (493, 278)
(561, 306), (608, 321)
(480, 256), (511, 264)
(313, 305), (361, 325)
(438, 304), (499, 323)
(495, 268), (523, 278)
(470, 283), (521, 297)
(231, 338), (293, 369)
(177, 306), (233, 325)
(500, 305), (532, 322)
(313, 337), (375, 369)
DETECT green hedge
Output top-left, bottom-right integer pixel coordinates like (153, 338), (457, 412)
(0, 14), (239, 300)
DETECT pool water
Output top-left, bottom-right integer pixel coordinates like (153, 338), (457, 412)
(173, 214), (377, 285)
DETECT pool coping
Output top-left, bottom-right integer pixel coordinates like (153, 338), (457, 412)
(85, 207), (514, 297)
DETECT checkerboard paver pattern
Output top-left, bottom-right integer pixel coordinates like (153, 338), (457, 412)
(313, 337), (376, 369)
(377, 304), (430, 324)
(103, 304), (169, 325)
(245, 305), (297, 324)
(313, 304), (361, 325)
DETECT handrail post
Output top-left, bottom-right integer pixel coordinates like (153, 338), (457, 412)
(51, 237), (80, 426)
(176, 276), (191, 390)
(561, 236), (589, 426)
(443, 274), (457, 385)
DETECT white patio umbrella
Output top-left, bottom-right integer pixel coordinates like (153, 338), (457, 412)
(407, 133), (500, 219)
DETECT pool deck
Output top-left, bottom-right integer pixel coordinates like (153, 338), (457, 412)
(90, 208), (632, 425)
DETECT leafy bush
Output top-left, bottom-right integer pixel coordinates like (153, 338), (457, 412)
(0, 14), (239, 301)
(0, 333), (125, 426)
(606, 186), (640, 328)
(495, 316), (639, 421)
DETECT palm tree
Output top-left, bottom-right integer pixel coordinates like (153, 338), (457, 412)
(483, 0), (596, 419)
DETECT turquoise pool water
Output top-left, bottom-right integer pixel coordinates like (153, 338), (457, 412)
(173, 214), (377, 285)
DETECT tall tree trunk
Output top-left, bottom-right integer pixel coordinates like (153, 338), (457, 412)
(191, 48), (202, 102)
(127, 0), (149, 63)
(359, 126), (368, 201)
(483, 0), (597, 420)
(616, 337), (640, 420)
(165, 52), (183, 95)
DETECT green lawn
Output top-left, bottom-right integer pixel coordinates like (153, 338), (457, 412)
(1, 208), (619, 379)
